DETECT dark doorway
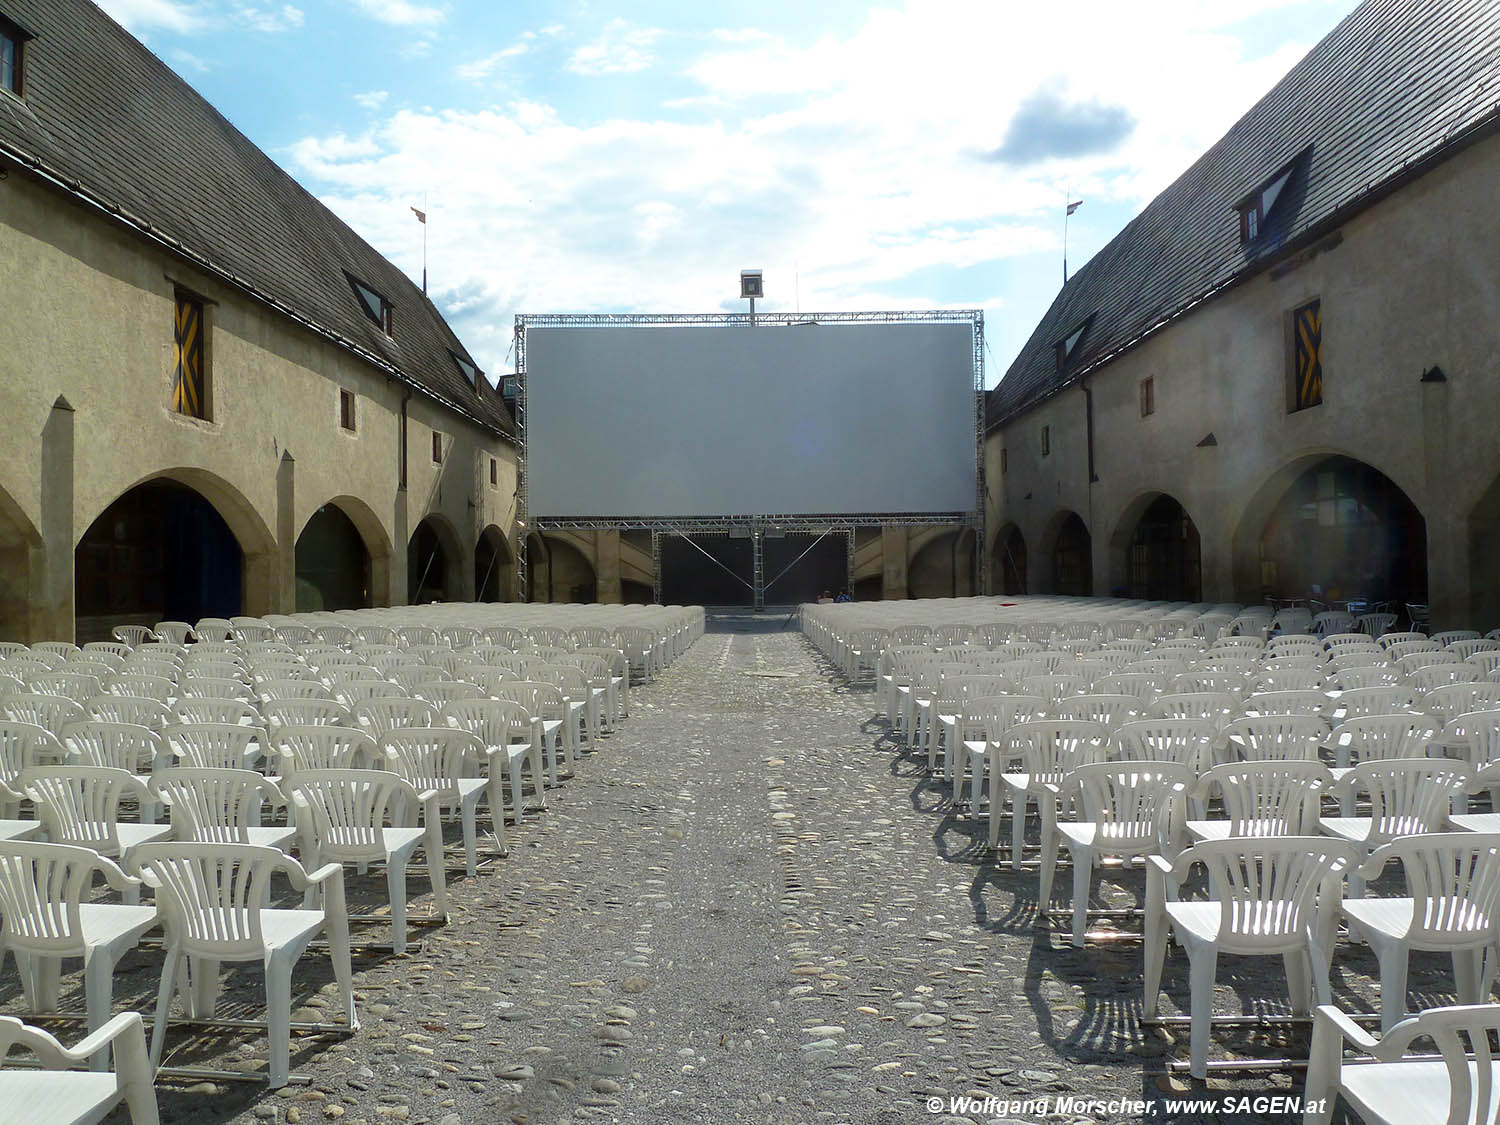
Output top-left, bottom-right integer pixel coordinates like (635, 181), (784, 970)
(1259, 456), (1426, 611)
(1127, 495), (1201, 601)
(1051, 513), (1093, 596)
(296, 504), (371, 612)
(994, 524), (1027, 595)
(76, 480), (243, 640)
(476, 529), (512, 603)
(408, 519), (453, 604)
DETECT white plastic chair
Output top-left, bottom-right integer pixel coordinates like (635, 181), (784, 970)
(148, 768), (294, 851)
(1304, 1002), (1500, 1125)
(1220, 713), (1328, 764)
(440, 698), (544, 831)
(960, 695), (1047, 826)
(131, 841), (357, 1089)
(1323, 760), (1471, 909)
(353, 698), (433, 739)
(259, 698), (353, 729)
(0, 841), (158, 1068)
(2, 693), (85, 731)
(86, 695), (171, 732)
(59, 721), (165, 824)
(0, 1011), (159, 1123)
(1052, 760), (1191, 946)
(20, 767), (172, 894)
(270, 725), (378, 778)
(997, 720), (1109, 863)
(289, 769), (449, 953)
(163, 722), (264, 772)
(170, 698), (261, 727)
(1341, 832), (1500, 1030)
(1111, 717), (1217, 772)
(492, 682), (568, 781)
(379, 728), (490, 875)
(1148, 692), (1238, 728)
(0, 720), (67, 815)
(1143, 836), (1356, 1078)
(1187, 760), (1331, 842)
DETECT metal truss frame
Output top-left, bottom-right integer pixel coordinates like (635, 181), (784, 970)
(513, 309), (985, 601)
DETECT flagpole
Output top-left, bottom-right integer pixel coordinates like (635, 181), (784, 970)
(1063, 196), (1082, 285)
(411, 197), (428, 295)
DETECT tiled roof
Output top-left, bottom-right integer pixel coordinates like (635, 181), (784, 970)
(988, 0), (1500, 428)
(0, 0), (515, 438)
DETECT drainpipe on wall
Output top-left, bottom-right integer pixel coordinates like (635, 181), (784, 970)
(398, 390), (411, 491)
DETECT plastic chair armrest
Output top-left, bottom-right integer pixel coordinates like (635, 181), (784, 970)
(1312, 1004), (1379, 1052)
(66, 1010), (149, 1063)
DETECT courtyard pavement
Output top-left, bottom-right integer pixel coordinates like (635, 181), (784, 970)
(73, 613), (1458, 1124)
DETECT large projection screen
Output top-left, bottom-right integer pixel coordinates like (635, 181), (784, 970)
(524, 320), (976, 518)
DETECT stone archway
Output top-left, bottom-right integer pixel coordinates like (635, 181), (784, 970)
(991, 523), (1026, 595)
(75, 475), (267, 640)
(296, 502), (379, 612)
(1111, 493), (1202, 601)
(527, 533), (596, 604)
(1040, 510), (1092, 596)
(909, 530), (976, 599)
(475, 526), (514, 603)
(408, 514), (465, 604)
(1251, 456), (1427, 615)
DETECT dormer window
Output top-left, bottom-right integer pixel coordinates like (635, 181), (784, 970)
(450, 351), (480, 388)
(1054, 315), (1094, 373)
(345, 272), (393, 335)
(1237, 153), (1302, 244)
(1, 15), (32, 97)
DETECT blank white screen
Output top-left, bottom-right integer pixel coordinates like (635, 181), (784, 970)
(525, 322), (975, 517)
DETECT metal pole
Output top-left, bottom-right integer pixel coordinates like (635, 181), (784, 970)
(651, 530), (662, 604)
(752, 518), (765, 611)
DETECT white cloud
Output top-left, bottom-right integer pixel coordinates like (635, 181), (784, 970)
(94, 0), (206, 35)
(347, 0), (445, 29)
(168, 46), (209, 72)
(457, 42), (529, 83)
(354, 90), (389, 110)
(283, 0), (1360, 375)
(568, 20), (664, 76)
(234, 3), (303, 32)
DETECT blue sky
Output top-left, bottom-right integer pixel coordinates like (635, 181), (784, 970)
(98, 0), (1362, 385)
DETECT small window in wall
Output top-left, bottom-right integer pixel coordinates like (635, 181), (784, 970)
(0, 15), (29, 96)
(432, 431), (444, 464)
(1140, 376), (1155, 417)
(339, 388), (356, 432)
(1041, 425), (1051, 457)
(171, 289), (209, 420)
(489, 457), (498, 487)
(1291, 298), (1323, 411)
(345, 272), (393, 335)
(1000, 448), (1007, 475)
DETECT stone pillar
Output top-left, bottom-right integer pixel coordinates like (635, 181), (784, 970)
(275, 451), (296, 614)
(595, 530), (622, 604)
(36, 396), (74, 642)
(881, 526), (909, 600)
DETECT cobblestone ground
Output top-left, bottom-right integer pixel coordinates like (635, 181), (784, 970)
(76, 615), (1465, 1123)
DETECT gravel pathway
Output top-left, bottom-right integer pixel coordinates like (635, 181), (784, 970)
(83, 613), (1451, 1124)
